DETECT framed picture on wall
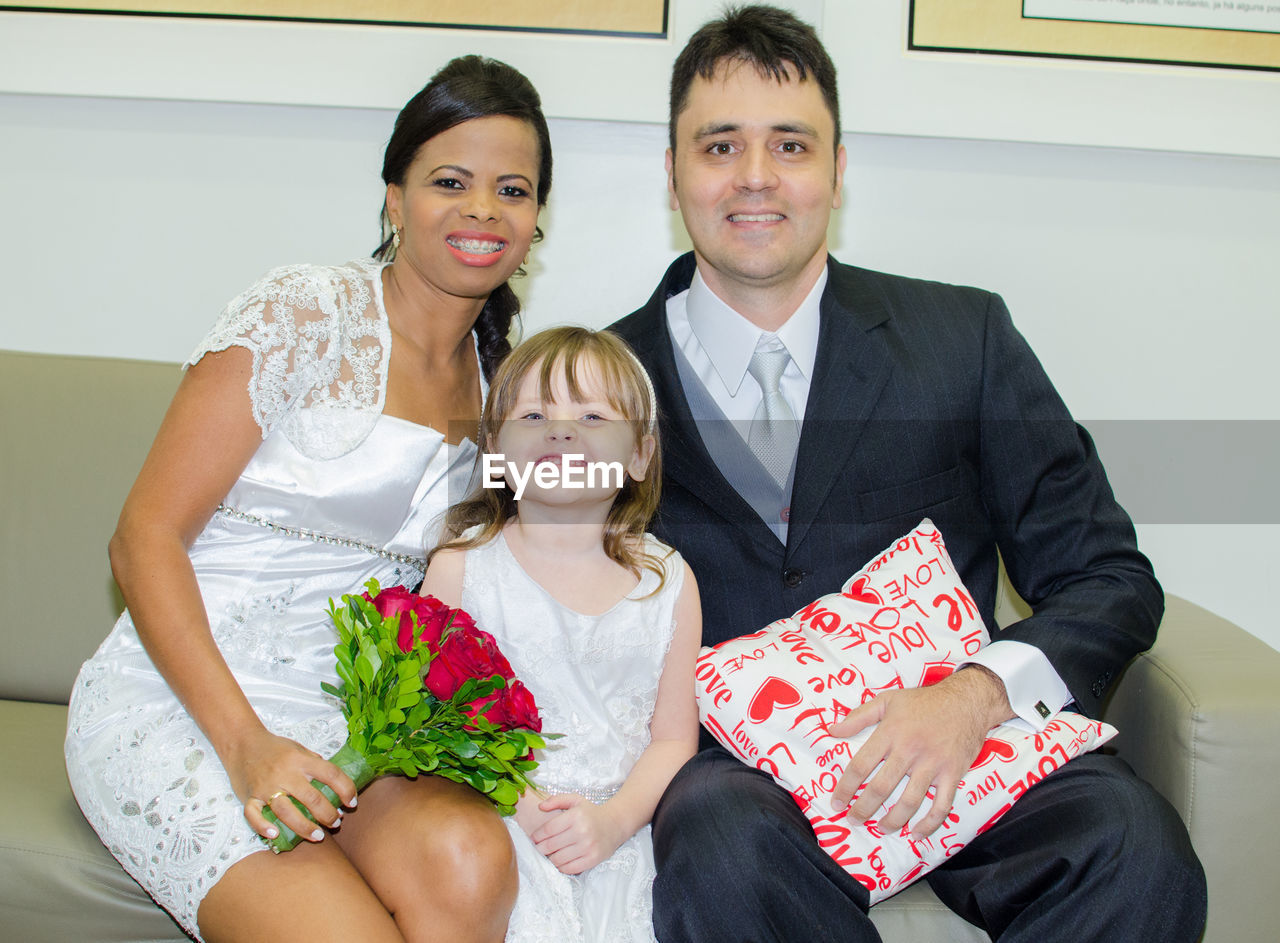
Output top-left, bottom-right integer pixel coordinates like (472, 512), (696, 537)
(0, 0), (667, 35)
(909, 0), (1280, 72)
(0, 0), (807, 122)
(829, 1), (1280, 158)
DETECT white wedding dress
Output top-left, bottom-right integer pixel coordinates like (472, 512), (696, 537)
(64, 259), (477, 940)
(460, 532), (685, 943)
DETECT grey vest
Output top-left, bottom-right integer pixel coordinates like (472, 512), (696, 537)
(670, 339), (796, 545)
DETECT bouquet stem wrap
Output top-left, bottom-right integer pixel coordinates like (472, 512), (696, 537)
(263, 741), (375, 854)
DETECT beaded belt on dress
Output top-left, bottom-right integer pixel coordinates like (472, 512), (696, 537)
(531, 781), (620, 804)
(216, 504), (426, 570)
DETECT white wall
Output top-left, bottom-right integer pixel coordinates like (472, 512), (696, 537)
(2, 89), (1277, 650)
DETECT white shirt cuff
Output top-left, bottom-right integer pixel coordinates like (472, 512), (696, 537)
(960, 640), (1072, 733)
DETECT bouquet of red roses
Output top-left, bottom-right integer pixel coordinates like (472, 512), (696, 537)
(263, 579), (547, 853)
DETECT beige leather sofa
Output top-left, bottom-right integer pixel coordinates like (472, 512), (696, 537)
(2, 348), (1276, 942)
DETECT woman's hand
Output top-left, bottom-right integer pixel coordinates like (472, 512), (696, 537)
(224, 726), (358, 843)
(528, 794), (627, 875)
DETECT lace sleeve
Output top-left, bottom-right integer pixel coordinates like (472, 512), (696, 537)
(186, 261), (390, 458)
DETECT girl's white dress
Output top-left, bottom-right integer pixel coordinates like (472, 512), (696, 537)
(460, 532), (685, 943)
(63, 259), (476, 940)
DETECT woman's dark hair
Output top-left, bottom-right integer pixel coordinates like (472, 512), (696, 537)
(373, 55), (553, 380)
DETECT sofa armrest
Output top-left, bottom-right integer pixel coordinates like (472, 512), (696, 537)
(1102, 594), (1280, 943)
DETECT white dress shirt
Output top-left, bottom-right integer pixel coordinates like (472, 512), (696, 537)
(665, 266), (1071, 731)
(666, 268), (822, 443)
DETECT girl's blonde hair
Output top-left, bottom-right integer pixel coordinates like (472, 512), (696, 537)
(432, 327), (666, 585)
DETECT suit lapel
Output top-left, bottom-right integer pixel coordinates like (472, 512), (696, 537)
(785, 261), (895, 555)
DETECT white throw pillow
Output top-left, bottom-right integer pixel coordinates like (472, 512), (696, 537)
(695, 519), (1117, 903)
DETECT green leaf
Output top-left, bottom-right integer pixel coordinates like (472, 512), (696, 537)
(490, 781), (520, 806)
(335, 644), (354, 670)
(353, 595), (380, 625)
(320, 681), (344, 699)
(437, 731), (481, 759)
(355, 651), (376, 687)
(490, 741), (518, 761)
(406, 704), (432, 729)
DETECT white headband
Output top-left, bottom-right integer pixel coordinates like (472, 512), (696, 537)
(621, 346), (659, 434)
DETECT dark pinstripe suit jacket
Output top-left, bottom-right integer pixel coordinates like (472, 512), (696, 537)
(610, 253), (1161, 719)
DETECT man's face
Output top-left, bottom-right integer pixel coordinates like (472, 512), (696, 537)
(667, 60), (846, 304)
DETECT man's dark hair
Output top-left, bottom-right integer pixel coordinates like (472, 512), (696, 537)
(668, 4), (840, 152)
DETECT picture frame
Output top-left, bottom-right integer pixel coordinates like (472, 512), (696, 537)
(0, 0), (668, 36)
(912, 0), (1280, 72)
(0, 0), (819, 122)
(830, 1), (1280, 158)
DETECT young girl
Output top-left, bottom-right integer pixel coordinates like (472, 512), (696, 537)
(423, 326), (701, 943)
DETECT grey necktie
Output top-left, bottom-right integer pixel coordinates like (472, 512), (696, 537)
(747, 343), (800, 487)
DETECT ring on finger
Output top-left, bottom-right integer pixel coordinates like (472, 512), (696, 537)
(265, 790), (288, 804)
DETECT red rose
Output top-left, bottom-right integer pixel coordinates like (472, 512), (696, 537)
(366, 586), (452, 653)
(366, 585), (418, 622)
(471, 628), (514, 679)
(424, 628), (499, 699)
(450, 626), (509, 679)
(364, 586), (423, 652)
(461, 679), (542, 731)
(446, 607), (477, 633)
(503, 679), (543, 733)
(462, 690), (510, 728)
(423, 642), (469, 701)
(408, 596), (453, 650)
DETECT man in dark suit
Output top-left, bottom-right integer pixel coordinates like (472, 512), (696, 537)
(609, 5), (1206, 941)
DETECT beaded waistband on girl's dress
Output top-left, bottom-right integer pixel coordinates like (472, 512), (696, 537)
(215, 504), (426, 571)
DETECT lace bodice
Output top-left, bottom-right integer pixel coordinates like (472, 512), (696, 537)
(188, 259), (392, 459)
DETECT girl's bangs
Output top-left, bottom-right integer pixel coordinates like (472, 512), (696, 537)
(524, 340), (649, 429)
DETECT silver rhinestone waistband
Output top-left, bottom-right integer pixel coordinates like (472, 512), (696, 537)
(216, 504), (426, 571)
(531, 781), (621, 805)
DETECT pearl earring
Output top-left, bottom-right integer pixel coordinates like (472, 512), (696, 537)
(391, 225), (401, 251)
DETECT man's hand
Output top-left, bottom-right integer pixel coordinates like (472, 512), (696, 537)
(827, 666), (1013, 838)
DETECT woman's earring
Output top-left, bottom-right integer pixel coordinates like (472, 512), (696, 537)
(391, 225), (401, 252)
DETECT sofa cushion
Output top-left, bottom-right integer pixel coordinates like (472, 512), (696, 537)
(870, 881), (989, 941)
(0, 699), (190, 941)
(0, 350), (179, 704)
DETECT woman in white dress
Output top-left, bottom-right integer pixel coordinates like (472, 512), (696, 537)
(424, 328), (703, 942)
(63, 55), (552, 943)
